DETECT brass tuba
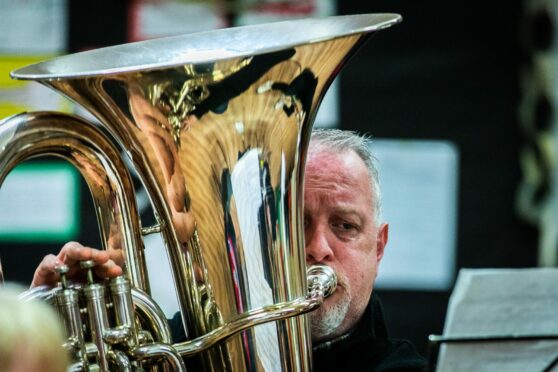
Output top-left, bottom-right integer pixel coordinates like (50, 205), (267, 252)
(0, 14), (400, 371)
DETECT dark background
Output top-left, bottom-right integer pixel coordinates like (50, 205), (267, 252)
(337, 0), (539, 355)
(0, 0), (541, 357)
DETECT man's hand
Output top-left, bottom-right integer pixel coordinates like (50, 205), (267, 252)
(31, 241), (123, 288)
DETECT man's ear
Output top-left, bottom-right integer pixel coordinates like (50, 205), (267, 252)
(376, 223), (389, 263)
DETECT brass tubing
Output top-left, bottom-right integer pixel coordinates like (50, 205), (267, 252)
(103, 326), (131, 345)
(131, 288), (173, 344)
(0, 112), (147, 292)
(175, 265), (336, 357)
(5, 14), (402, 371)
(67, 361), (87, 372)
(109, 276), (138, 347)
(108, 350), (133, 372)
(83, 283), (110, 372)
(133, 343), (187, 372)
(55, 289), (87, 361)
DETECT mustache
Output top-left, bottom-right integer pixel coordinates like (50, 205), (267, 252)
(323, 265), (348, 292)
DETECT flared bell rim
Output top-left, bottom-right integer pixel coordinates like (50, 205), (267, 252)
(11, 13), (401, 81)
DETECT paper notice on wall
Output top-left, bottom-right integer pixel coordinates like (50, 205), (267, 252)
(373, 139), (459, 290)
(129, 1), (225, 41)
(0, 57), (71, 119)
(236, 0), (334, 24)
(0, 0), (67, 54)
(0, 163), (79, 242)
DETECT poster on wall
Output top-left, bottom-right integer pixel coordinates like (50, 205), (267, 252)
(373, 139), (459, 291)
(0, 0), (78, 242)
(0, 0), (67, 55)
(0, 163), (79, 242)
(128, 1), (225, 41)
(0, 0), (70, 117)
(0, 57), (70, 119)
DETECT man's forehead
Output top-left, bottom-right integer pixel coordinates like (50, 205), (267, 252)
(318, 201), (365, 215)
(307, 147), (357, 167)
(305, 148), (376, 207)
(306, 149), (365, 180)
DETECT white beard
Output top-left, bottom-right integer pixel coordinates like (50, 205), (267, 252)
(310, 287), (350, 341)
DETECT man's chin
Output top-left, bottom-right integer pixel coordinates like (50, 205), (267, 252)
(310, 291), (350, 343)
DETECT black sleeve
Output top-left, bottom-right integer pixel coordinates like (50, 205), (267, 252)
(168, 311), (187, 343)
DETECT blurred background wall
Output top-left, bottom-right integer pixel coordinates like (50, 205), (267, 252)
(0, 0), (556, 357)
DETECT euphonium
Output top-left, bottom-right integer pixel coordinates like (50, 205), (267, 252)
(0, 14), (400, 371)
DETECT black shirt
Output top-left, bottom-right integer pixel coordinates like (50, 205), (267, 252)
(169, 293), (426, 371)
(312, 293), (426, 372)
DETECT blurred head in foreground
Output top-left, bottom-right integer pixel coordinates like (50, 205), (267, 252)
(0, 284), (68, 372)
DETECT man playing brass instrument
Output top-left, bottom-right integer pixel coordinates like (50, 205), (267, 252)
(31, 129), (426, 371)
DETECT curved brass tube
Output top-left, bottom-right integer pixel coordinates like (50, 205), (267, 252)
(3, 14), (401, 371)
(131, 288), (173, 344)
(133, 343), (187, 372)
(67, 361), (87, 372)
(0, 111), (147, 291)
(175, 264), (336, 357)
(108, 350), (133, 372)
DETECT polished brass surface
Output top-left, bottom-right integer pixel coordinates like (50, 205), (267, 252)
(1, 14), (401, 371)
(21, 260), (335, 370)
(0, 112), (147, 290)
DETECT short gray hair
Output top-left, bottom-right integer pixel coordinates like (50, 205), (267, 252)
(309, 129), (382, 225)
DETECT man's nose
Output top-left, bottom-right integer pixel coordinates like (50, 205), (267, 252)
(305, 225), (334, 264)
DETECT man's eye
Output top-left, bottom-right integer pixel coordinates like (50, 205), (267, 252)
(333, 222), (357, 231)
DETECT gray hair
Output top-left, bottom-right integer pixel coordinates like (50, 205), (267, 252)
(309, 129), (382, 225)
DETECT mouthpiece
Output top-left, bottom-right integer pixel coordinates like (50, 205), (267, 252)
(307, 265), (338, 299)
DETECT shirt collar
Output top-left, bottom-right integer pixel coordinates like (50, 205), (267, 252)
(313, 292), (387, 352)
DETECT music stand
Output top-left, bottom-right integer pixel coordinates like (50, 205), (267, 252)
(426, 268), (558, 372)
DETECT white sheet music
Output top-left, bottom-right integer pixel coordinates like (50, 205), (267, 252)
(437, 268), (558, 371)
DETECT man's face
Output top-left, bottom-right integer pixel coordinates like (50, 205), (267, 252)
(304, 148), (388, 342)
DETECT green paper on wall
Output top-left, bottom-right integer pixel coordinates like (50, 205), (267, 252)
(0, 162), (80, 242)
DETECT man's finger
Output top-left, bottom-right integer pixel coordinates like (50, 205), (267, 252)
(58, 242), (109, 267)
(94, 260), (123, 279)
(31, 254), (62, 288)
